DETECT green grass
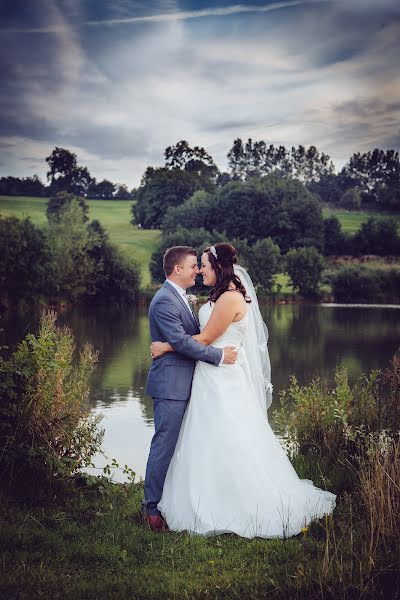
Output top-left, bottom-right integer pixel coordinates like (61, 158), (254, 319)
(321, 205), (400, 234)
(0, 196), (160, 288)
(1, 196), (399, 290)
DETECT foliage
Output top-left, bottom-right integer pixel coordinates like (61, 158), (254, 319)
(340, 148), (400, 209)
(339, 187), (361, 210)
(46, 191), (89, 222)
(207, 176), (324, 252)
(165, 140), (219, 180)
(239, 238), (281, 294)
(132, 167), (215, 229)
(274, 357), (399, 460)
(46, 147), (92, 196)
(0, 175), (46, 197)
(87, 179), (116, 199)
(331, 265), (400, 303)
(0, 311), (102, 496)
(323, 216), (349, 255)
(284, 247), (325, 297)
(351, 217), (400, 255)
(227, 138), (334, 183)
(47, 200), (101, 302)
(161, 190), (214, 233)
(0, 216), (54, 302)
(85, 220), (141, 304)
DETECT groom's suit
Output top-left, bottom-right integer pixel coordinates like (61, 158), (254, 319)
(144, 281), (223, 517)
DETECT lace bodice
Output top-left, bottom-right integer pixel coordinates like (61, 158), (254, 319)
(199, 301), (248, 349)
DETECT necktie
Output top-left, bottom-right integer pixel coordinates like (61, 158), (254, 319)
(183, 292), (197, 324)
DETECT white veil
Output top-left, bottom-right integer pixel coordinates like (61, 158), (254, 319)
(234, 264), (273, 415)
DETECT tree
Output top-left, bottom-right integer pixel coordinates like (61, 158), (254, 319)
(323, 216), (349, 256)
(161, 190), (214, 233)
(227, 138), (334, 183)
(285, 247), (325, 297)
(339, 149), (400, 208)
(46, 147), (92, 195)
(339, 188), (361, 210)
(47, 200), (100, 301)
(132, 167), (215, 229)
(86, 220), (141, 303)
(0, 175), (46, 197)
(87, 179), (116, 200)
(114, 184), (133, 200)
(240, 238), (281, 294)
(46, 192), (89, 223)
(206, 176), (324, 253)
(0, 217), (53, 303)
(351, 218), (400, 256)
(165, 140), (219, 180)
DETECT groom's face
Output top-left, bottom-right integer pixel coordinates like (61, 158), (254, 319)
(177, 254), (199, 289)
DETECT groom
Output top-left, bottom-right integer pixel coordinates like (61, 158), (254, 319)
(142, 245), (238, 531)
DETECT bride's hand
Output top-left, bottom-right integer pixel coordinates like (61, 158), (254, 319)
(150, 341), (170, 358)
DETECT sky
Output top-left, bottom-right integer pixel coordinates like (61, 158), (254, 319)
(1, 0), (399, 188)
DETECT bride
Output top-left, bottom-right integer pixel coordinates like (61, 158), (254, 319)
(150, 242), (336, 538)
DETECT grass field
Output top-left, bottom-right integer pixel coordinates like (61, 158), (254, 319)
(321, 205), (400, 234)
(0, 196), (160, 288)
(1, 196), (399, 289)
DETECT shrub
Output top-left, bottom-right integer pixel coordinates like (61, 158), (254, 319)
(0, 312), (103, 497)
(274, 357), (399, 462)
(338, 187), (361, 209)
(351, 217), (400, 256)
(285, 246), (325, 297)
(239, 238), (281, 294)
(331, 266), (400, 303)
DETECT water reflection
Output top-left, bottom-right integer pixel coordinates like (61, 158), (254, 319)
(1, 303), (399, 480)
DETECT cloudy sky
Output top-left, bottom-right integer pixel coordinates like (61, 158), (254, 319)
(1, 0), (399, 188)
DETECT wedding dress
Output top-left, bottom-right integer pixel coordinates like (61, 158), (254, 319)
(158, 300), (336, 538)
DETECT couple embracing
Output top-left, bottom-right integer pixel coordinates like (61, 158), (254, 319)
(142, 243), (335, 538)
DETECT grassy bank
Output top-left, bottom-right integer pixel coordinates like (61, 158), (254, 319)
(1, 196), (399, 294)
(0, 196), (160, 287)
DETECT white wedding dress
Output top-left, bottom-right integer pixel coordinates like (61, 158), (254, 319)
(158, 301), (336, 538)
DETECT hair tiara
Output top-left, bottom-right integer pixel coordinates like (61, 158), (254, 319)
(209, 245), (218, 259)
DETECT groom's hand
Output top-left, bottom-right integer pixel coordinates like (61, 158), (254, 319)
(222, 346), (238, 365)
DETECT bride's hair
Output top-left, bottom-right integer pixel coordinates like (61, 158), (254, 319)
(204, 243), (251, 303)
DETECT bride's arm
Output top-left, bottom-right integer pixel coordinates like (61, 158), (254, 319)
(151, 292), (243, 357)
(194, 292), (243, 345)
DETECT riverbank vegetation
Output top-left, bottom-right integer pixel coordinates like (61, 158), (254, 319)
(0, 316), (399, 599)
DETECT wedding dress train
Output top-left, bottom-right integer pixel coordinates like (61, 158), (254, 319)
(158, 301), (336, 538)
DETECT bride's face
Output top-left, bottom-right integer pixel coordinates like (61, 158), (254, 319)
(200, 252), (217, 287)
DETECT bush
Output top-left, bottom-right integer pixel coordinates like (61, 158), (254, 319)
(285, 246), (325, 297)
(0, 216), (54, 304)
(323, 216), (349, 255)
(47, 191), (89, 222)
(331, 265), (400, 303)
(161, 190), (214, 233)
(338, 187), (361, 209)
(274, 356), (399, 462)
(351, 217), (400, 256)
(0, 312), (103, 497)
(239, 238), (281, 294)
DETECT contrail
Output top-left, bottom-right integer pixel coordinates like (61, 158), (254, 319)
(1, 1), (332, 34)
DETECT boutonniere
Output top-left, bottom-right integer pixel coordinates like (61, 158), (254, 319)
(187, 294), (198, 306)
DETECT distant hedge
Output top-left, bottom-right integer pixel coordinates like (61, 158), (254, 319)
(331, 266), (400, 303)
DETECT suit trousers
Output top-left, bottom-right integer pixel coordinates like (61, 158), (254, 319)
(143, 397), (188, 516)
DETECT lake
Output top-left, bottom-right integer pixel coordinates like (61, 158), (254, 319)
(1, 303), (399, 481)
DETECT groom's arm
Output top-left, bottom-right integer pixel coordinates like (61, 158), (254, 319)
(152, 298), (223, 366)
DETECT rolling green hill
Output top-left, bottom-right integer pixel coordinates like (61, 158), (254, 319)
(0, 196), (160, 288)
(1, 196), (399, 289)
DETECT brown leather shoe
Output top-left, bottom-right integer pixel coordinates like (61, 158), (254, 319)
(146, 515), (169, 532)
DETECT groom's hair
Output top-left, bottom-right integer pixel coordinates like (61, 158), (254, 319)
(163, 246), (197, 276)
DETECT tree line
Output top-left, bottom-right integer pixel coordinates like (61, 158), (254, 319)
(132, 140), (400, 300)
(1, 140), (399, 211)
(0, 148), (135, 200)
